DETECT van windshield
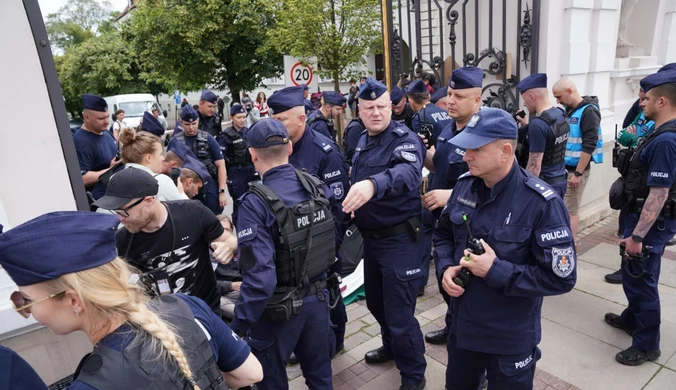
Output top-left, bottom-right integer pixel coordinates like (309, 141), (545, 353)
(119, 101), (158, 117)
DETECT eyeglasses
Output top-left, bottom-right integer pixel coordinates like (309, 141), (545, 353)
(10, 291), (66, 319)
(110, 197), (145, 217)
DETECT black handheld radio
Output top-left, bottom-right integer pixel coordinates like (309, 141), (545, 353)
(612, 124), (620, 168)
(452, 212), (485, 288)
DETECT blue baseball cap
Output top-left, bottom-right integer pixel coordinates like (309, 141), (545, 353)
(431, 88), (448, 104)
(200, 90), (218, 104)
(268, 86), (305, 114)
(640, 70), (676, 92)
(322, 91), (346, 106)
(659, 63), (676, 72)
(358, 78), (388, 100)
(517, 73), (547, 93)
(247, 118), (290, 148)
(0, 212), (119, 286)
(82, 94), (108, 112)
(230, 104), (246, 116)
(182, 156), (210, 185)
(180, 104), (199, 123)
(407, 80), (427, 94)
(139, 111), (164, 137)
(449, 107), (518, 149)
(449, 67), (483, 89)
(390, 87), (405, 104)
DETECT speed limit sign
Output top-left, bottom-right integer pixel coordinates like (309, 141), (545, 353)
(284, 56), (318, 90)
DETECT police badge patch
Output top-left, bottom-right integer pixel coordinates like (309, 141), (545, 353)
(467, 114), (480, 128)
(330, 182), (344, 200)
(401, 151), (417, 162)
(551, 247), (575, 278)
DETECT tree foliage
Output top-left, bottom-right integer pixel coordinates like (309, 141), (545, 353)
(45, 0), (113, 52)
(126, 0), (283, 101)
(268, 0), (382, 91)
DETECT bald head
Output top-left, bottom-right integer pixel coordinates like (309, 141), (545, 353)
(552, 78), (581, 109)
(271, 105), (306, 143)
(520, 87), (551, 114)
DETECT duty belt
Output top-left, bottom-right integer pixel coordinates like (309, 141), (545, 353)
(362, 216), (421, 242)
(540, 174), (567, 185)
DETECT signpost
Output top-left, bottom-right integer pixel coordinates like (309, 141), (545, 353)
(283, 56), (319, 91)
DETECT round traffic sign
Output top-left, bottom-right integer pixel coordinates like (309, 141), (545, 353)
(290, 62), (313, 86)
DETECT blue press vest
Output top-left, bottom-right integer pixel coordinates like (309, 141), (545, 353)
(565, 104), (603, 166)
(635, 111), (655, 137)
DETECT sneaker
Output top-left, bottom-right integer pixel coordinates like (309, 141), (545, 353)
(616, 347), (660, 366)
(604, 269), (622, 284)
(604, 313), (635, 336)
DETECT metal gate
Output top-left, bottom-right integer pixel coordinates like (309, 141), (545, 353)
(386, 0), (541, 113)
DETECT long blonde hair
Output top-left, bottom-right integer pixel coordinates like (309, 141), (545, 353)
(40, 258), (200, 390)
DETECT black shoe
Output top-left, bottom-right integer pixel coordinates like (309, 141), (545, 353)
(364, 346), (393, 364)
(479, 375), (488, 390)
(615, 347), (660, 366)
(287, 352), (298, 365)
(400, 378), (426, 390)
(667, 236), (676, 246)
(424, 329), (448, 345)
(604, 269), (623, 284)
(604, 313), (635, 336)
(418, 285), (425, 297)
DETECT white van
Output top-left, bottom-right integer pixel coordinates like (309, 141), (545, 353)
(104, 94), (165, 129)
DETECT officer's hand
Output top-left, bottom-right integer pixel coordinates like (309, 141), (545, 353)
(218, 192), (227, 208)
(110, 156), (119, 167)
(211, 241), (234, 264)
(462, 239), (496, 278)
(232, 281), (242, 291)
(441, 266), (465, 297)
(422, 189), (453, 211)
(516, 114), (528, 126)
(620, 236), (643, 256)
(568, 173), (582, 188)
(626, 125), (637, 135)
(342, 180), (376, 213)
(418, 133), (429, 148)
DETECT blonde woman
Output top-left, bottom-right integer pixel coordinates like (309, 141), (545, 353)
(0, 212), (263, 389)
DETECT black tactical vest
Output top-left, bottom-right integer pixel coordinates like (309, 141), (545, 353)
(75, 295), (226, 390)
(222, 127), (252, 166)
(538, 110), (569, 167)
(174, 131), (218, 179)
(307, 112), (335, 138)
(247, 170), (335, 296)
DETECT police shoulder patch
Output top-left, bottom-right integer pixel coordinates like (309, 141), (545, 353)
(312, 137), (333, 153)
(525, 178), (556, 201)
(393, 127), (407, 137)
(551, 247), (575, 278)
(400, 151), (417, 162)
(236, 226), (257, 242)
(330, 182), (345, 200)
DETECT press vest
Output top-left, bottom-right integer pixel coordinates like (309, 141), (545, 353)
(247, 170), (335, 298)
(174, 131), (218, 179)
(75, 295), (225, 390)
(222, 127), (252, 166)
(565, 103), (604, 166)
(635, 111), (656, 137)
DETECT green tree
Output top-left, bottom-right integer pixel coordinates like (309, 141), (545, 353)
(126, 0), (283, 102)
(268, 0), (382, 91)
(46, 0), (113, 52)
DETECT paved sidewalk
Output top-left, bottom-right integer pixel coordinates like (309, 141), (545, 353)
(286, 213), (676, 389)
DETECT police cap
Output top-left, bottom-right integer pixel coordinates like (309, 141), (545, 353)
(200, 90), (218, 104)
(449, 107), (518, 149)
(247, 118), (290, 149)
(140, 111), (165, 137)
(322, 91), (346, 106)
(230, 104), (246, 116)
(180, 104), (199, 123)
(182, 156), (210, 185)
(517, 73), (547, 93)
(449, 67), (483, 89)
(81, 94), (108, 112)
(267, 86), (305, 114)
(640, 70), (676, 92)
(390, 87), (405, 105)
(358, 78), (388, 100)
(407, 80), (427, 94)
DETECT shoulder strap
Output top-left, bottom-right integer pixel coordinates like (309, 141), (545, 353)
(224, 127), (240, 139)
(525, 177), (557, 201)
(631, 122), (676, 161)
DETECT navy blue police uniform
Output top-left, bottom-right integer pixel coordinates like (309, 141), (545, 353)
(230, 120), (333, 389)
(0, 212), (252, 390)
(198, 90), (222, 137)
(391, 86), (415, 130)
(350, 78), (427, 388)
(343, 117), (366, 165)
(216, 104), (259, 224)
(609, 71), (676, 365)
(517, 73), (569, 198)
(73, 94), (118, 199)
(302, 84), (315, 115)
(268, 85), (351, 354)
(409, 80), (453, 147)
(0, 346), (47, 390)
(433, 108), (576, 389)
(166, 137), (210, 186)
(307, 91), (346, 140)
(168, 104), (225, 215)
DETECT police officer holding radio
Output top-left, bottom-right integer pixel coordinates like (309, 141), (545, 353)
(307, 91), (346, 140)
(604, 70), (676, 366)
(434, 107), (576, 389)
(516, 73), (570, 198)
(230, 119), (334, 389)
(268, 85), (351, 355)
(422, 66), (482, 345)
(342, 78), (427, 390)
(409, 79), (453, 148)
(169, 104), (228, 215)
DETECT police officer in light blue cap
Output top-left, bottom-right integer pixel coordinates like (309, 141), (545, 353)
(169, 104), (227, 215)
(603, 69), (676, 366)
(197, 90), (222, 137)
(434, 107), (575, 389)
(342, 78), (427, 390)
(307, 91), (346, 140)
(74, 94), (119, 200)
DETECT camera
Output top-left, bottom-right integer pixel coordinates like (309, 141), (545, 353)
(241, 97), (253, 112)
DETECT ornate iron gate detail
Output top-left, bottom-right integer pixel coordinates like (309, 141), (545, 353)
(388, 0), (541, 113)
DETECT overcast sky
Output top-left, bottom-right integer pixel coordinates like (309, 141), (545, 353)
(38, 0), (130, 19)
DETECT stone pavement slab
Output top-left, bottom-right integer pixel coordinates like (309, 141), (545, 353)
(643, 367), (676, 390)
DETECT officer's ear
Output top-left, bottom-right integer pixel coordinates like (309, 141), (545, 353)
(249, 147), (259, 163)
(286, 141), (293, 156)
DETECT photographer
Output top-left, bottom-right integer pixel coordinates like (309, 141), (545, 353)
(241, 96), (261, 128)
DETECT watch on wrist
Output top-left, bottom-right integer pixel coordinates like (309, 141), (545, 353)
(219, 189), (226, 193)
(573, 170), (583, 177)
(631, 234), (643, 243)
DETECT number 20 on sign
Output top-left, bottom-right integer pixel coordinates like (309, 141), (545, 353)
(290, 62), (313, 86)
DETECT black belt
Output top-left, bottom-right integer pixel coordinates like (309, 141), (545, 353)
(362, 216), (421, 241)
(540, 174), (567, 185)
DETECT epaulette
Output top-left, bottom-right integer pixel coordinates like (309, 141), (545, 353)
(525, 178), (556, 201)
(312, 136), (334, 153)
(392, 126), (408, 137)
(457, 171), (473, 181)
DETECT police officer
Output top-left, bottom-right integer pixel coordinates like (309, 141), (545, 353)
(434, 107), (576, 389)
(0, 346), (48, 390)
(604, 70), (676, 366)
(0, 211), (263, 389)
(169, 105), (228, 215)
(431, 87), (448, 110)
(516, 73), (570, 198)
(342, 78), (427, 390)
(343, 115), (365, 165)
(138, 111), (167, 138)
(73, 94), (118, 200)
(307, 91), (346, 140)
(268, 85), (351, 356)
(302, 84), (316, 114)
(217, 104), (259, 224)
(230, 119), (334, 389)
(422, 66), (481, 345)
(391, 86), (415, 130)
(197, 90), (222, 137)
(409, 79), (453, 148)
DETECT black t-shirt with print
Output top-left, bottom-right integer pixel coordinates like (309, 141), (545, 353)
(116, 200), (224, 310)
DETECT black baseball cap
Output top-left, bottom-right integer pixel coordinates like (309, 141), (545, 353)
(93, 167), (159, 210)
